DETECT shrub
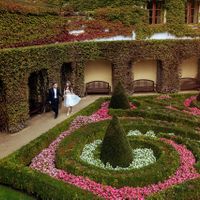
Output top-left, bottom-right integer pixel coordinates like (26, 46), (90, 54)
(0, 98), (106, 199)
(109, 81), (130, 109)
(0, 162), (99, 200)
(100, 116), (133, 168)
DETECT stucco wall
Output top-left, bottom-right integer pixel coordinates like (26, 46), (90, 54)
(132, 60), (157, 82)
(84, 60), (112, 90)
(180, 57), (198, 78)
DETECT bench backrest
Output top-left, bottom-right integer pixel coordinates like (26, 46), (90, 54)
(86, 81), (109, 88)
(180, 77), (199, 90)
(133, 79), (154, 87)
(180, 78), (197, 84)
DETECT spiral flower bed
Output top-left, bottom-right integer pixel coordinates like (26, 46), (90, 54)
(55, 122), (180, 188)
(162, 95), (200, 116)
(30, 101), (200, 200)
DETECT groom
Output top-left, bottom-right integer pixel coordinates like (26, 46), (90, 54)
(48, 82), (62, 118)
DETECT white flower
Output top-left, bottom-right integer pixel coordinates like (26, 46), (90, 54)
(127, 130), (142, 136)
(159, 132), (175, 136)
(145, 130), (156, 138)
(127, 129), (156, 138)
(80, 140), (156, 171)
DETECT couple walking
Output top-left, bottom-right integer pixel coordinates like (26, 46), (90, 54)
(48, 81), (81, 118)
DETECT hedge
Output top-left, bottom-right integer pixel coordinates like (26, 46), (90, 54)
(0, 98), (106, 199)
(159, 134), (200, 173)
(0, 94), (200, 199)
(56, 119), (180, 188)
(147, 178), (200, 200)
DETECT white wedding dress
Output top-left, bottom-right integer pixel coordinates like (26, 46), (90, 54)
(64, 88), (81, 107)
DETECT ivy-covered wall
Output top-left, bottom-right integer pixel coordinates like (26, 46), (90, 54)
(0, 40), (200, 133)
(165, 0), (188, 35)
(2, 0), (200, 49)
(67, 0), (146, 11)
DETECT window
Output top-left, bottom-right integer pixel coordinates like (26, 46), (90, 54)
(147, 0), (163, 24)
(185, 0), (199, 24)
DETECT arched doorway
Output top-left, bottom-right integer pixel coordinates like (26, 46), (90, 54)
(0, 79), (8, 132)
(180, 57), (199, 90)
(60, 63), (73, 93)
(132, 60), (158, 92)
(28, 69), (49, 116)
(84, 60), (113, 94)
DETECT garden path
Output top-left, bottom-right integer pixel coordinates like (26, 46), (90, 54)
(0, 95), (103, 159)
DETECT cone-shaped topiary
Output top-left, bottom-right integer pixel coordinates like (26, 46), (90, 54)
(100, 115), (133, 168)
(109, 81), (130, 109)
(197, 92), (200, 101)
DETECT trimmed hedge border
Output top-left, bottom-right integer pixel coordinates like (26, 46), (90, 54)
(0, 98), (106, 200)
(0, 94), (200, 199)
(56, 119), (180, 188)
(158, 134), (200, 173)
(147, 178), (200, 200)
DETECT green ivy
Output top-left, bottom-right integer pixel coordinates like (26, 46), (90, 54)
(1, 40), (200, 132)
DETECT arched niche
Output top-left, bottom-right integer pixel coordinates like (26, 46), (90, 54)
(28, 69), (49, 116)
(132, 60), (157, 81)
(180, 57), (198, 78)
(179, 57), (199, 90)
(84, 60), (113, 92)
(132, 59), (162, 92)
(60, 62), (73, 93)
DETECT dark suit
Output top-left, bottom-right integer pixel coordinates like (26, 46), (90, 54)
(48, 87), (62, 118)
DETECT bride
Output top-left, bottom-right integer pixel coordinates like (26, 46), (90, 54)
(64, 81), (81, 115)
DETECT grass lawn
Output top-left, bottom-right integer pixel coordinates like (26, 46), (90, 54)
(0, 185), (35, 200)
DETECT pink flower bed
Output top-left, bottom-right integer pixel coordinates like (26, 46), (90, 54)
(164, 95), (200, 116)
(183, 96), (200, 116)
(30, 101), (199, 200)
(130, 102), (137, 110)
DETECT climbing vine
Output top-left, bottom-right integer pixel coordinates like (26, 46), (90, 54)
(1, 40), (200, 132)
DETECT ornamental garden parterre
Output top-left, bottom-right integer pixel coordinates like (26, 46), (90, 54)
(1, 0), (200, 199)
(1, 85), (200, 199)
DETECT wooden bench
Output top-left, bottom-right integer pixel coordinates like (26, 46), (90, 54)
(85, 81), (111, 95)
(180, 77), (200, 90)
(133, 79), (156, 92)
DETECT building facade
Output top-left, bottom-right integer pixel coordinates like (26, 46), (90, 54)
(0, 40), (200, 133)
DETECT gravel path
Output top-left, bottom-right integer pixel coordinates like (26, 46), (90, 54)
(0, 95), (102, 159)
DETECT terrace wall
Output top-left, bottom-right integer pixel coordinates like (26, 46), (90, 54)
(0, 40), (200, 132)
